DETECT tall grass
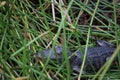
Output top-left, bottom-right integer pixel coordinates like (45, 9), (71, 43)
(0, 0), (120, 80)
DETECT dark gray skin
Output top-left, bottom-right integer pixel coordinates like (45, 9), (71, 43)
(37, 46), (72, 60)
(37, 41), (116, 73)
(70, 46), (116, 73)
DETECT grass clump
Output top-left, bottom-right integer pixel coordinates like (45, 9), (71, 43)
(0, 0), (120, 80)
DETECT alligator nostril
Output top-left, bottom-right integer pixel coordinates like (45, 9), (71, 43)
(55, 46), (63, 54)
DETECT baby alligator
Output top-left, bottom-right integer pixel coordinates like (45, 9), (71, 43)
(37, 40), (116, 73)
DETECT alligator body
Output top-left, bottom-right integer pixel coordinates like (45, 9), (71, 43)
(70, 46), (116, 72)
(37, 41), (116, 73)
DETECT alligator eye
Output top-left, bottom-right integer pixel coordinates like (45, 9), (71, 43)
(96, 40), (115, 47)
(106, 57), (110, 61)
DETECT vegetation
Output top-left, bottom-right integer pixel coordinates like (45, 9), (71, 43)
(0, 0), (120, 80)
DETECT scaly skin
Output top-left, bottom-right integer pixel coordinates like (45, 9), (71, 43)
(37, 41), (116, 73)
(70, 46), (115, 72)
